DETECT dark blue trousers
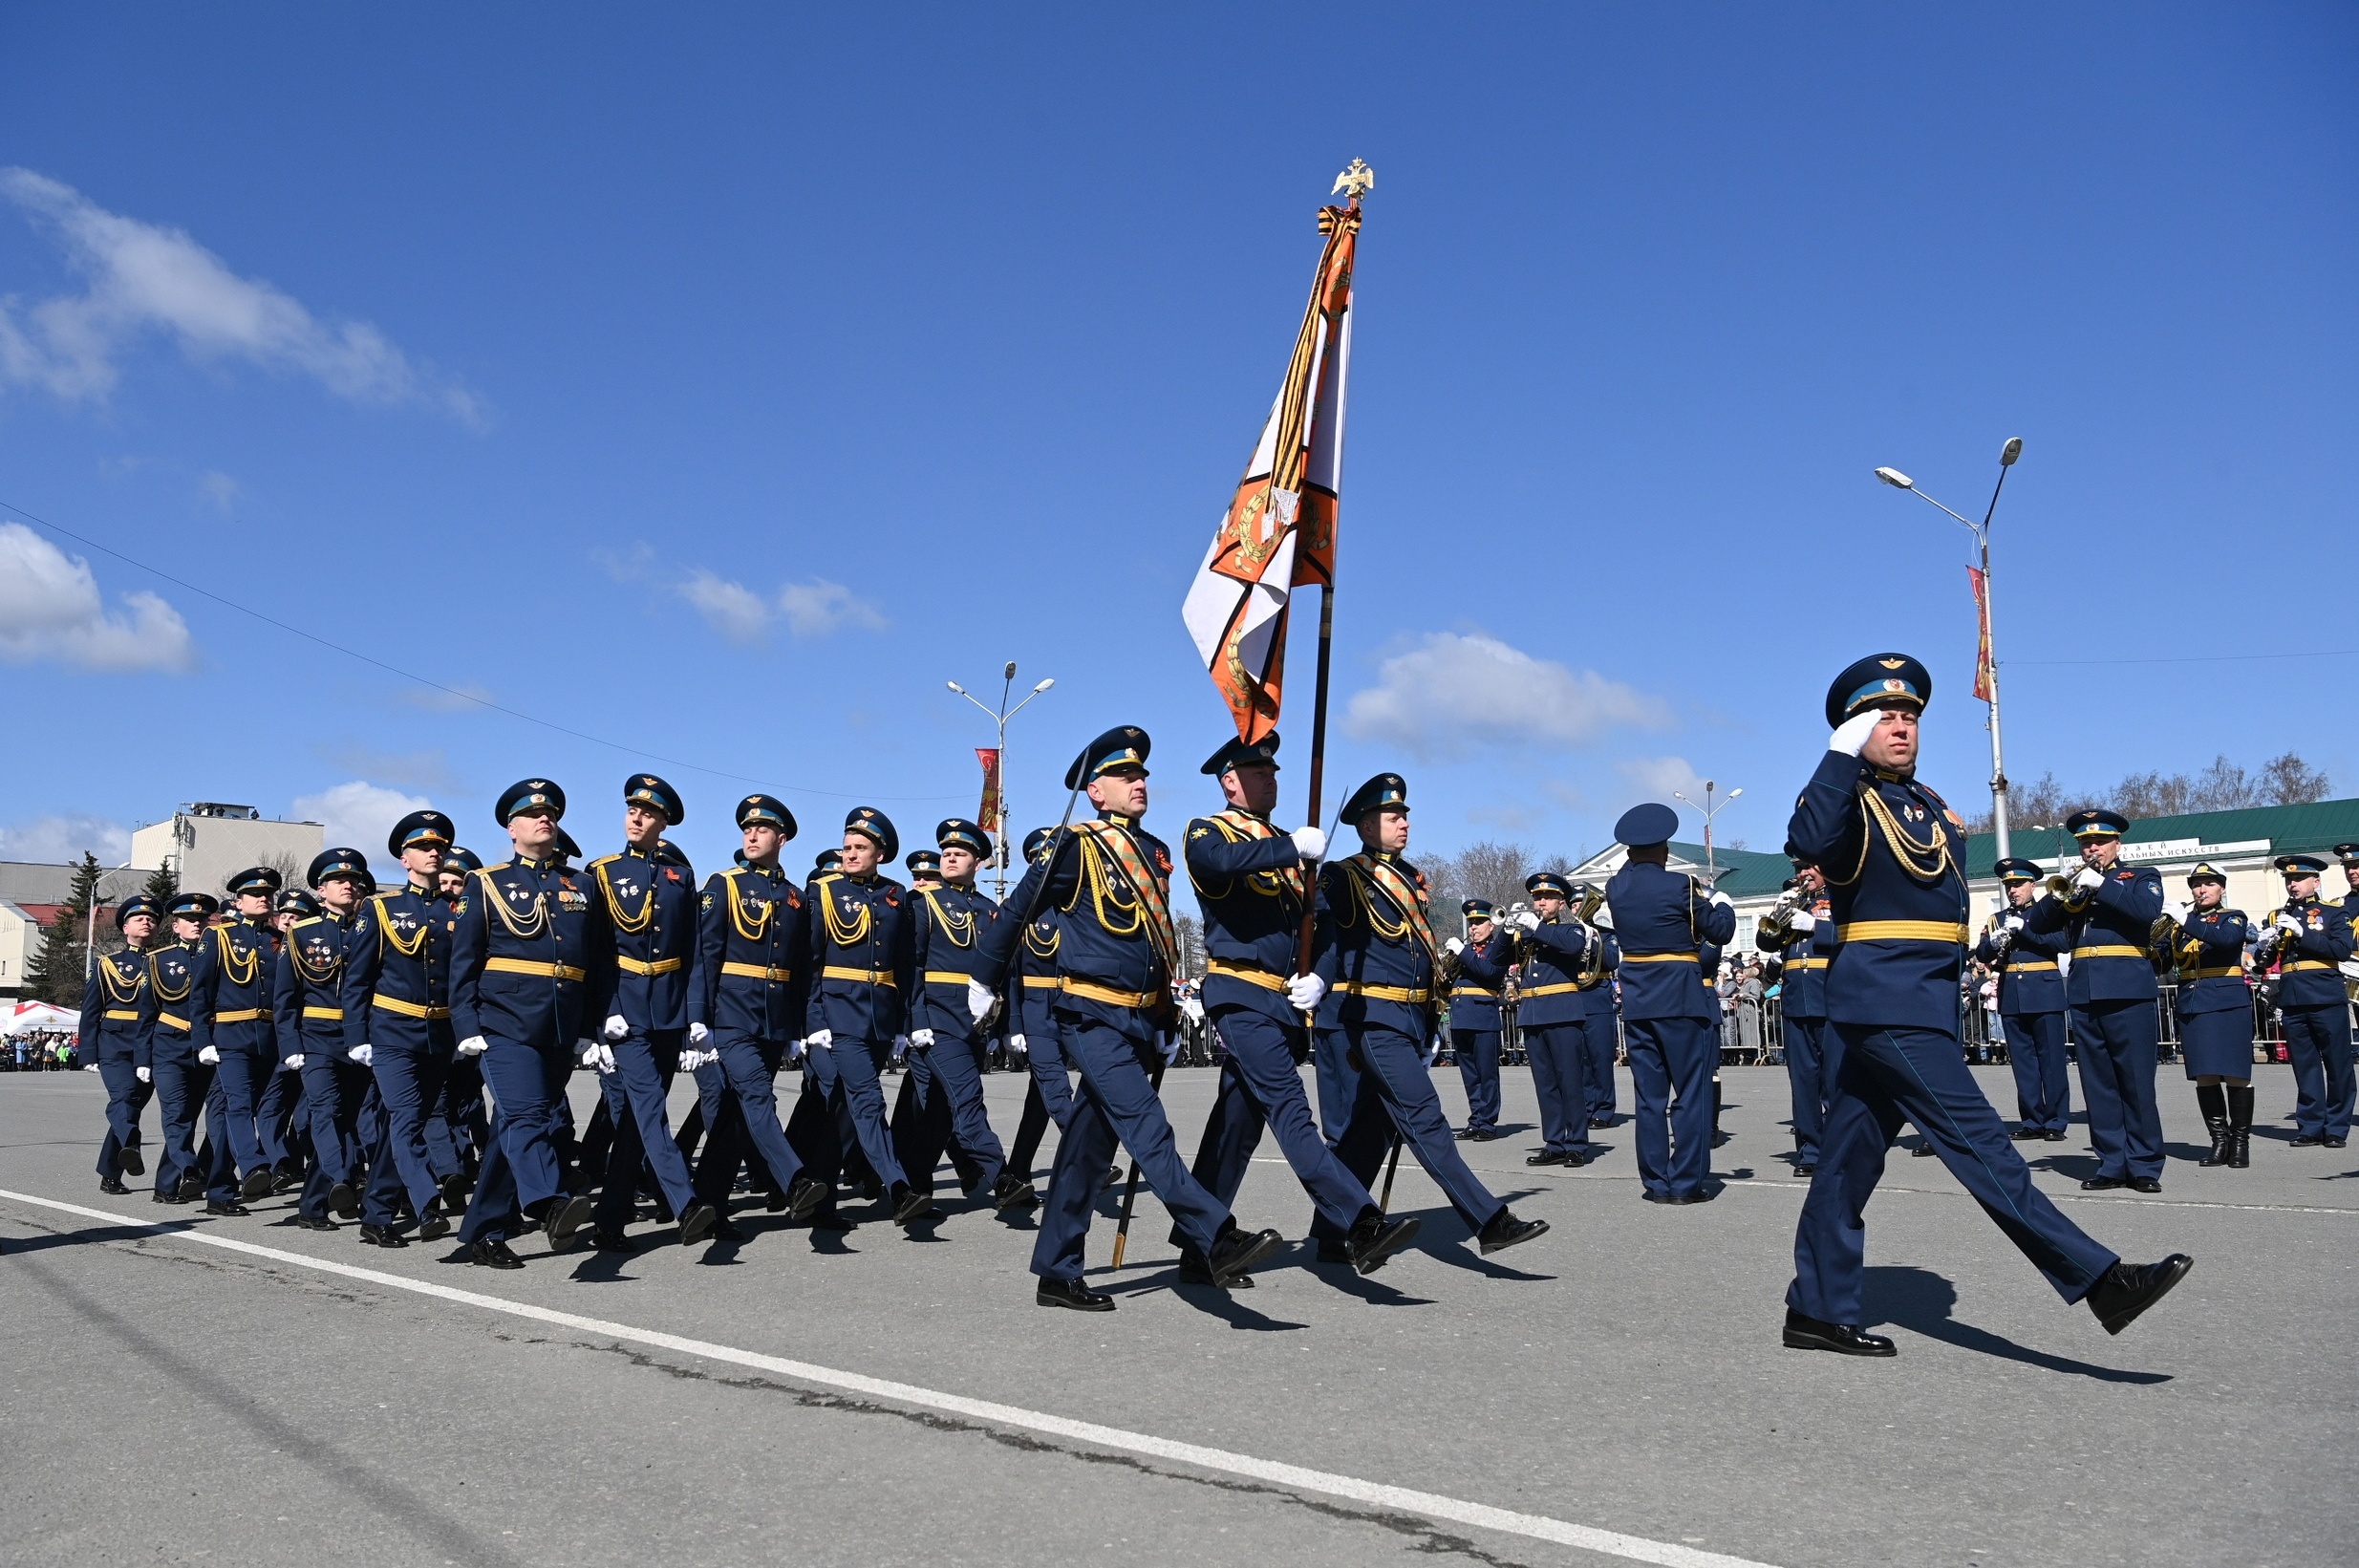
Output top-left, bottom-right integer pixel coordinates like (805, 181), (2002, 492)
(2071, 999), (2163, 1180)
(894, 1031), (1004, 1197)
(1450, 1027), (1501, 1132)
(1007, 1022), (1074, 1178)
(691, 1037), (811, 1204)
(95, 1054), (151, 1179)
(807, 1035), (907, 1190)
(256, 1060), (306, 1170)
(1033, 1016), (1227, 1282)
(2283, 1004), (2355, 1141)
(1185, 1004), (1373, 1235)
(370, 1044), (452, 1226)
(1308, 1022), (1505, 1243)
(151, 1057), (225, 1200)
(298, 1056), (399, 1222)
(1523, 1022), (1590, 1156)
(590, 1029), (697, 1228)
(1577, 1015), (1619, 1124)
(438, 1050), (488, 1170)
(1623, 1017), (1716, 1199)
(1783, 1013), (1828, 1161)
(1791, 1023), (2119, 1324)
(211, 1042), (275, 1178)
(457, 1038), (571, 1245)
(2004, 1009), (2070, 1134)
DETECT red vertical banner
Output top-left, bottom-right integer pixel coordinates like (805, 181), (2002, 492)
(1967, 566), (1995, 701)
(976, 747), (1002, 835)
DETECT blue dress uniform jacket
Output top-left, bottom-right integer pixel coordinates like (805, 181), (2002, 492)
(2272, 897), (2356, 1008)
(1602, 862), (1733, 1022)
(1185, 808), (1312, 1027)
(343, 888), (460, 1052)
(1513, 920), (1614, 1028)
(196, 916), (278, 1054)
(804, 871), (918, 1040)
(1310, 852), (1439, 1039)
(1764, 915), (1837, 1020)
(1011, 912), (1062, 1040)
(1787, 751), (1969, 1030)
(450, 856), (615, 1049)
(976, 816), (1178, 1045)
(911, 883), (997, 1036)
(1447, 931), (1515, 1030)
(691, 864), (809, 1039)
(2026, 866), (2165, 1005)
(2170, 908), (2252, 1017)
(1973, 914), (2068, 1015)
(590, 845), (700, 1033)
(81, 949), (152, 1068)
(273, 915), (358, 1055)
(143, 939), (209, 1063)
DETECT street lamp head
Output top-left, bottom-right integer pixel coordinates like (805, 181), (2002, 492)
(1727, 787), (1743, 800)
(1004, 661), (1018, 680)
(1033, 677), (1055, 693)
(946, 680), (966, 696)
(1875, 466), (1914, 490)
(2000, 437), (2023, 467)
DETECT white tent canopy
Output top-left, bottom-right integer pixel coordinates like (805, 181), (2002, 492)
(4, 1002), (78, 1037)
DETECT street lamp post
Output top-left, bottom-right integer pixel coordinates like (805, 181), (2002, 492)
(1674, 781), (1742, 882)
(947, 662), (1055, 900)
(1876, 436), (2023, 859)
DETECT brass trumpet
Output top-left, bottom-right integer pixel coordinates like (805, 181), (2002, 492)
(2043, 850), (2100, 907)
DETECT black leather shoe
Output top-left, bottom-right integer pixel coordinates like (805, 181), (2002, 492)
(1561, 1149), (1592, 1167)
(120, 1148), (144, 1176)
(1313, 1239), (1353, 1265)
(2324, 1137), (2348, 1149)
(540, 1192), (595, 1253)
(238, 1168), (275, 1200)
(204, 1200), (250, 1217)
(783, 1174), (830, 1223)
(99, 1176), (130, 1195)
(176, 1173), (206, 1202)
(678, 1202), (718, 1246)
(1453, 1127), (1479, 1141)
(470, 1237), (525, 1269)
(2289, 1134), (2325, 1147)
(1037, 1277), (1115, 1311)
(2081, 1175), (2128, 1191)
(1477, 1209), (1548, 1254)
(1346, 1212), (1421, 1276)
(890, 1183), (934, 1226)
(357, 1224), (409, 1248)
(2087, 1254), (2193, 1335)
(328, 1181), (359, 1220)
(990, 1174), (1040, 1213)
(416, 1199), (453, 1242)
(1793, 1162), (1817, 1177)
(1641, 1190), (1685, 1205)
(1467, 1128), (1499, 1142)
(294, 1214), (339, 1232)
(2126, 1177), (2162, 1194)
(2011, 1126), (2044, 1141)
(2042, 1130), (2067, 1141)
(590, 1226), (637, 1253)
(710, 1216), (749, 1243)
(1175, 1250), (1255, 1289)
(1526, 1149), (1567, 1167)
(808, 1209), (854, 1232)
(1207, 1225), (1284, 1285)
(1783, 1309), (1897, 1357)
(1911, 1142), (1937, 1157)
(439, 1171), (472, 1210)
(270, 1169), (303, 1194)
(1589, 1117), (1615, 1130)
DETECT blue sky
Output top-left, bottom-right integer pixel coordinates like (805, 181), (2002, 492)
(2, 7), (2352, 882)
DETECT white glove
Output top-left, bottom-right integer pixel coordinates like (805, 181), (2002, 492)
(1830, 709), (1882, 756)
(283, 1054), (306, 1069)
(602, 1013), (629, 1042)
(910, 1028), (934, 1048)
(1708, 891), (1733, 910)
(2165, 902), (2190, 926)
(1285, 972), (1327, 1010)
(2275, 913), (2305, 935)
(2003, 913), (2026, 932)
(966, 980), (997, 1023)
(585, 1042), (616, 1074)
(1789, 910), (1817, 932)
(688, 1021), (708, 1045)
(1511, 910), (1541, 933)
(1444, 936), (1466, 956)
(456, 1035), (488, 1058)
(1008, 1033), (1027, 1053)
(1290, 825), (1327, 861)
(2071, 866), (2105, 892)
(680, 1047), (718, 1071)
(349, 1043), (374, 1066)
(805, 1028), (833, 1050)
(135, 1066), (151, 1084)
(197, 1045), (220, 1065)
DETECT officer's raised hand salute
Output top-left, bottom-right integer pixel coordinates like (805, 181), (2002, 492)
(1783, 654), (2188, 1357)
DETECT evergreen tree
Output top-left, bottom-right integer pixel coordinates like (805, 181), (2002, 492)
(26, 852), (104, 1005)
(141, 860), (180, 906)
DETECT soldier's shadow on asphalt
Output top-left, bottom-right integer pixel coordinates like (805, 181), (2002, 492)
(1092, 1257), (1313, 1330)
(1861, 1266), (2169, 1385)
(2024, 1150), (2103, 1181)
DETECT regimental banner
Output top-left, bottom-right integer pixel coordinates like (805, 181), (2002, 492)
(1968, 565), (1996, 702)
(975, 748), (1002, 836)
(1180, 192), (1362, 743)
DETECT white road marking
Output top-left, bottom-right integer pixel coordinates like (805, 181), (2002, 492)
(2, 1185), (1778, 1568)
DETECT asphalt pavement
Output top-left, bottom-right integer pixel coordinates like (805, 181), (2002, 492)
(3, 1058), (2353, 1568)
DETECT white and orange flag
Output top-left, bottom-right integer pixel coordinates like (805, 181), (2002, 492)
(1180, 173), (1364, 743)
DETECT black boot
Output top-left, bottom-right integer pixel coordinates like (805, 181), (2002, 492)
(2195, 1084), (2229, 1167)
(1345, 1209), (1421, 1276)
(2226, 1085), (2254, 1169)
(2087, 1255), (2194, 1335)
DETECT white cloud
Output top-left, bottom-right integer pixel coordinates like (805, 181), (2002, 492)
(397, 682), (494, 713)
(0, 813), (132, 865)
(1342, 632), (1667, 762)
(1616, 755), (1708, 806)
(679, 570), (887, 645)
(0, 521), (196, 673)
(292, 782), (431, 867)
(198, 471), (240, 514)
(315, 745), (457, 792)
(0, 167), (482, 423)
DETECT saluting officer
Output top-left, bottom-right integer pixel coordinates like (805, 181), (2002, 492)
(1782, 653), (2186, 1355)
(899, 818), (1031, 1212)
(1308, 772), (1548, 1262)
(193, 865), (287, 1208)
(1604, 803), (1735, 1204)
(143, 892), (229, 1206)
(1975, 859), (2072, 1141)
(583, 775), (717, 1249)
(1760, 858), (1836, 1174)
(1001, 827), (1072, 1187)
(448, 781), (610, 1266)
(1177, 734), (1417, 1283)
(1443, 897), (1511, 1142)
(2266, 852), (2358, 1149)
(802, 807), (930, 1226)
(1506, 871), (1617, 1170)
(2026, 809), (2168, 1192)
(2162, 862), (2256, 1167)
(274, 848), (393, 1231)
(972, 726), (1286, 1308)
(86, 893), (160, 1194)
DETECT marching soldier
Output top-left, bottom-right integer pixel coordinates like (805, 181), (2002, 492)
(274, 848), (395, 1231)
(196, 865), (288, 1207)
(898, 818), (1031, 1212)
(144, 892), (230, 1206)
(260, 887), (322, 1189)
(85, 893), (159, 1194)
(1604, 803), (1734, 1204)
(583, 775), (718, 1249)
(1306, 772), (1547, 1261)
(2160, 862), (2255, 1167)
(1505, 871), (1617, 1169)
(1760, 859), (1836, 1173)
(430, 844), (488, 1173)
(1783, 653), (2186, 1355)
(2264, 852), (2357, 1149)
(1178, 734), (1417, 1282)
(971, 726), (1286, 1308)
(1002, 827), (1072, 1186)
(1974, 859), (2072, 1141)
(2026, 809), (2168, 1192)
(448, 781), (610, 1266)
(1443, 897), (1510, 1142)
(1570, 884), (1621, 1132)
